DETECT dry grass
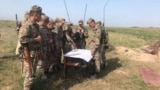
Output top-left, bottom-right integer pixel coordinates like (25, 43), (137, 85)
(1, 20), (160, 90)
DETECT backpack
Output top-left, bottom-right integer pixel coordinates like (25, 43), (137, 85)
(100, 27), (108, 44)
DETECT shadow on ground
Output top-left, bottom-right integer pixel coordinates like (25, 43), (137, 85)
(0, 54), (19, 61)
(31, 57), (122, 90)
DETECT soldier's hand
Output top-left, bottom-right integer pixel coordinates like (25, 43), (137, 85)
(35, 35), (42, 42)
(77, 29), (80, 32)
(91, 50), (95, 56)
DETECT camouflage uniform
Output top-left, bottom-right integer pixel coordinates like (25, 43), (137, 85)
(19, 5), (42, 90)
(45, 18), (55, 73)
(19, 20), (41, 90)
(63, 22), (76, 53)
(87, 18), (106, 74)
(74, 20), (88, 49)
(38, 26), (49, 75)
(53, 18), (65, 68)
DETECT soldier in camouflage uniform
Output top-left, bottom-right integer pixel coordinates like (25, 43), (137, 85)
(74, 20), (88, 49)
(96, 21), (108, 69)
(37, 15), (51, 77)
(46, 18), (55, 73)
(19, 5), (42, 90)
(52, 18), (65, 71)
(87, 18), (107, 76)
(63, 22), (77, 54)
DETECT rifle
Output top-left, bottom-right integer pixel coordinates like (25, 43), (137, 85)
(15, 14), (18, 28)
(102, 0), (110, 46)
(15, 14), (21, 35)
(23, 48), (33, 76)
(88, 39), (93, 45)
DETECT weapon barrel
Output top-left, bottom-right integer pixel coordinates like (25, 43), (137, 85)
(15, 14), (18, 27)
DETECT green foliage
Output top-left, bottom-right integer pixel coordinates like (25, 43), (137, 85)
(107, 27), (160, 43)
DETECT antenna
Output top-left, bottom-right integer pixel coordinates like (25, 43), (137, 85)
(64, 0), (70, 22)
(103, 0), (110, 27)
(83, 3), (87, 23)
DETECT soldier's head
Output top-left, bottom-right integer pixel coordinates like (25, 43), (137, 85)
(29, 5), (42, 22)
(55, 17), (65, 27)
(66, 22), (73, 27)
(78, 20), (83, 27)
(47, 18), (55, 30)
(87, 18), (96, 28)
(96, 21), (102, 26)
(38, 14), (49, 27)
(65, 22), (73, 30)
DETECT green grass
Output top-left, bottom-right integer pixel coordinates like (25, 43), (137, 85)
(1, 20), (160, 90)
(107, 27), (160, 44)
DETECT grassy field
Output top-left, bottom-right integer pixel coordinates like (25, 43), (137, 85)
(0, 20), (160, 90)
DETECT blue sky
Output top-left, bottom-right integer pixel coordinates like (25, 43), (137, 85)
(0, 0), (160, 27)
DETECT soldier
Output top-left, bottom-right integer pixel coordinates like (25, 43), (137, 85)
(37, 15), (50, 78)
(53, 17), (65, 72)
(87, 18), (107, 77)
(46, 18), (55, 74)
(96, 21), (102, 27)
(19, 5), (42, 90)
(74, 20), (88, 49)
(63, 22), (77, 53)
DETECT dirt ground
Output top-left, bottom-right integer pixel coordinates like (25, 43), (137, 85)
(114, 46), (159, 63)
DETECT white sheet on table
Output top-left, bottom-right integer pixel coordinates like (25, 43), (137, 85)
(64, 49), (93, 62)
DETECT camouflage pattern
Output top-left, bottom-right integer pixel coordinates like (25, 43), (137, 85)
(53, 25), (64, 67)
(74, 20), (88, 49)
(63, 29), (76, 54)
(55, 26), (64, 48)
(74, 25), (88, 49)
(38, 25), (50, 73)
(88, 20), (107, 74)
(19, 5), (42, 90)
(19, 19), (41, 90)
(90, 25), (102, 73)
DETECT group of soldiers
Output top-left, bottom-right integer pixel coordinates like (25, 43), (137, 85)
(16, 5), (108, 90)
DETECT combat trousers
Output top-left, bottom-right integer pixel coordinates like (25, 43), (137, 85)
(93, 46), (101, 73)
(93, 45), (106, 73)
(23, 51), (38, 90)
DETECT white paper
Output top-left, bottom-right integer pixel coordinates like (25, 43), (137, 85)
(64, 49), (93, 62)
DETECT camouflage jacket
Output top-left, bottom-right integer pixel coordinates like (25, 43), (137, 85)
(63, 30), (75, 46)
(90, 25), (102, 51)
(39, 26), (50, 47)
(19, 20), (41, 50)
(76, 26), (89, 39)
(54, 26), (64, 48)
